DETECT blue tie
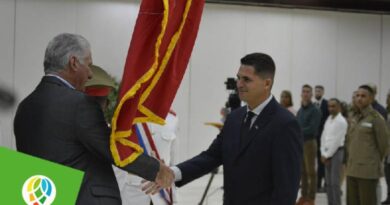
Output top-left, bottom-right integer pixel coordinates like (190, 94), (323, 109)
(241, 111), (255, 138)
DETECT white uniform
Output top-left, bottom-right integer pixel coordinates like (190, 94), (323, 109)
(114, 111), (178, 205)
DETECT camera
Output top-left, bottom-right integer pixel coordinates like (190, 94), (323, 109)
(225, 78), (237, 90)
(224, 78), (241, 111)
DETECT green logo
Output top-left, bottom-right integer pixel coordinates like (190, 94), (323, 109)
(22, 175), (56, 205)
(0, 147), (83, 204)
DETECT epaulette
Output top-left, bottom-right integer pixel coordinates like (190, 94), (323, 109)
(371, 110), (384, 120)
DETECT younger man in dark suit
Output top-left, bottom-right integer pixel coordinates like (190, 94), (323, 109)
(145, 53), (303, 205)
(314, 85), (329, 193)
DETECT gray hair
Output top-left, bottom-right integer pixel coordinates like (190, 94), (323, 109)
(43, 33), (91, 74)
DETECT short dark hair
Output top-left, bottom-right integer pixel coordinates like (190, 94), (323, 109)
(329, 98), (341, 105)
(359, 84), (374, 96)
(240, 53), (275, 80)
(315, 85), (324, 90)
(302, 84), (312, 90)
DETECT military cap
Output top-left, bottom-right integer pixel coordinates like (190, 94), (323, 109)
(85, 65), (116, 97)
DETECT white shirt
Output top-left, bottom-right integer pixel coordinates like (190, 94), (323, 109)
(114, 112), (179, 204)
(245, 94), (273, 128)
(172, 95), (273, 181)
(314, 98), (323, 108)
(320, 112), (348, 158)
(148, 112), (178, 166)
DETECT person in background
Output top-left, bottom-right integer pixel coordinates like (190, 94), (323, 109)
(84, 65), (116, 113)
(387, 90), (390, 127)
(314, 85), (329, 193)
(348, 91), (358, 115)
(338, 101), (349, 187)
(383, 90), (390, 205)
(346, 85), (390, 205)
(296, 84), (321, 205)
(320, 98), (348, 205)
(387, 90), (390, 125)
(118, 111), (179, 205)
(340, 91), (360, 189)
(368, 84), (388, 120)
(84, 65), (179, 205)
(366, 84), (389, 205)
(280, 90), (297, 116)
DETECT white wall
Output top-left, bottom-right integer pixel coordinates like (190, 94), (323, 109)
(0, 0), (389, 162)
(0, 0), (16, 148)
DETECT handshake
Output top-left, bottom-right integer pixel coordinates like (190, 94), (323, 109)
(143, 160), (175, 194)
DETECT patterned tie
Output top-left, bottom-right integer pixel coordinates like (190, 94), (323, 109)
(241, 111), (255, 138)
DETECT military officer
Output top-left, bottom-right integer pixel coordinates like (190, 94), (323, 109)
(346, 85), (390, 205)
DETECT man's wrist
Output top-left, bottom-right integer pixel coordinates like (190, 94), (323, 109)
(170, 166), (182, 182)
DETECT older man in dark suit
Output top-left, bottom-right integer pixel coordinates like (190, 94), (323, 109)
(145, 53), (303, 204)
(14, 33), (174, 205)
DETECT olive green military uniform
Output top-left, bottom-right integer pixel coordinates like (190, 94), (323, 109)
(346, 105), (390, 205)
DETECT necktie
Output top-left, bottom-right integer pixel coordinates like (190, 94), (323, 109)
(241, 111), (255, 138)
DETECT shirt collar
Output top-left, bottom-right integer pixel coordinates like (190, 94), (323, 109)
(302, 101), (313, 109)
(331, 112), (342, 120)
(246, 95), (273, 116)
(46, 74), (75, 89)
(360, 105), (373, 117)
(315, 98), (323, 104)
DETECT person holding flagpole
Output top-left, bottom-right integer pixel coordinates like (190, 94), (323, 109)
(84, 65), (179, 205)
(117, 111), (179, 205)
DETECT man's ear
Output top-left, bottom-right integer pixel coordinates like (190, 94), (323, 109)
(265, 78), (273, 90)
(68, 56), (78, 72)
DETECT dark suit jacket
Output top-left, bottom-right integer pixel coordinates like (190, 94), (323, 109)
(14, 76), (160, 205)
(176, 97), (303, 205)
(372, 100), (388, 120)
(318, 99), (329, 137)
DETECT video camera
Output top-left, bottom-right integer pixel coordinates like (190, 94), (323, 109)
(224, 78), (241, 111)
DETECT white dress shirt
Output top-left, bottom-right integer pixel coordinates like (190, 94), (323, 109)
(115, 112), (179, 205)
(245, 94), (273, 128)
(320, 112), (348, 159)
(314, 98), (323, 108)
(172, 95), (273, 181)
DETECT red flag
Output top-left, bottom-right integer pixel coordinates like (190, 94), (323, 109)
(110, 0), (205, 167)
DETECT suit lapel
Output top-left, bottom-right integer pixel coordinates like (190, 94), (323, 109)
(235, 98), (277, 160)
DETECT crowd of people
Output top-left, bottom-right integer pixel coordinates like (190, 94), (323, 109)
(280, 84), (390, 205)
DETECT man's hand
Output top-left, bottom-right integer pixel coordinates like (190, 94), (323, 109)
(142, 161), (174, 194)
(142, 181), (161, 195)
(321, 156), (330, 165)
(155, 161), (174, 188)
